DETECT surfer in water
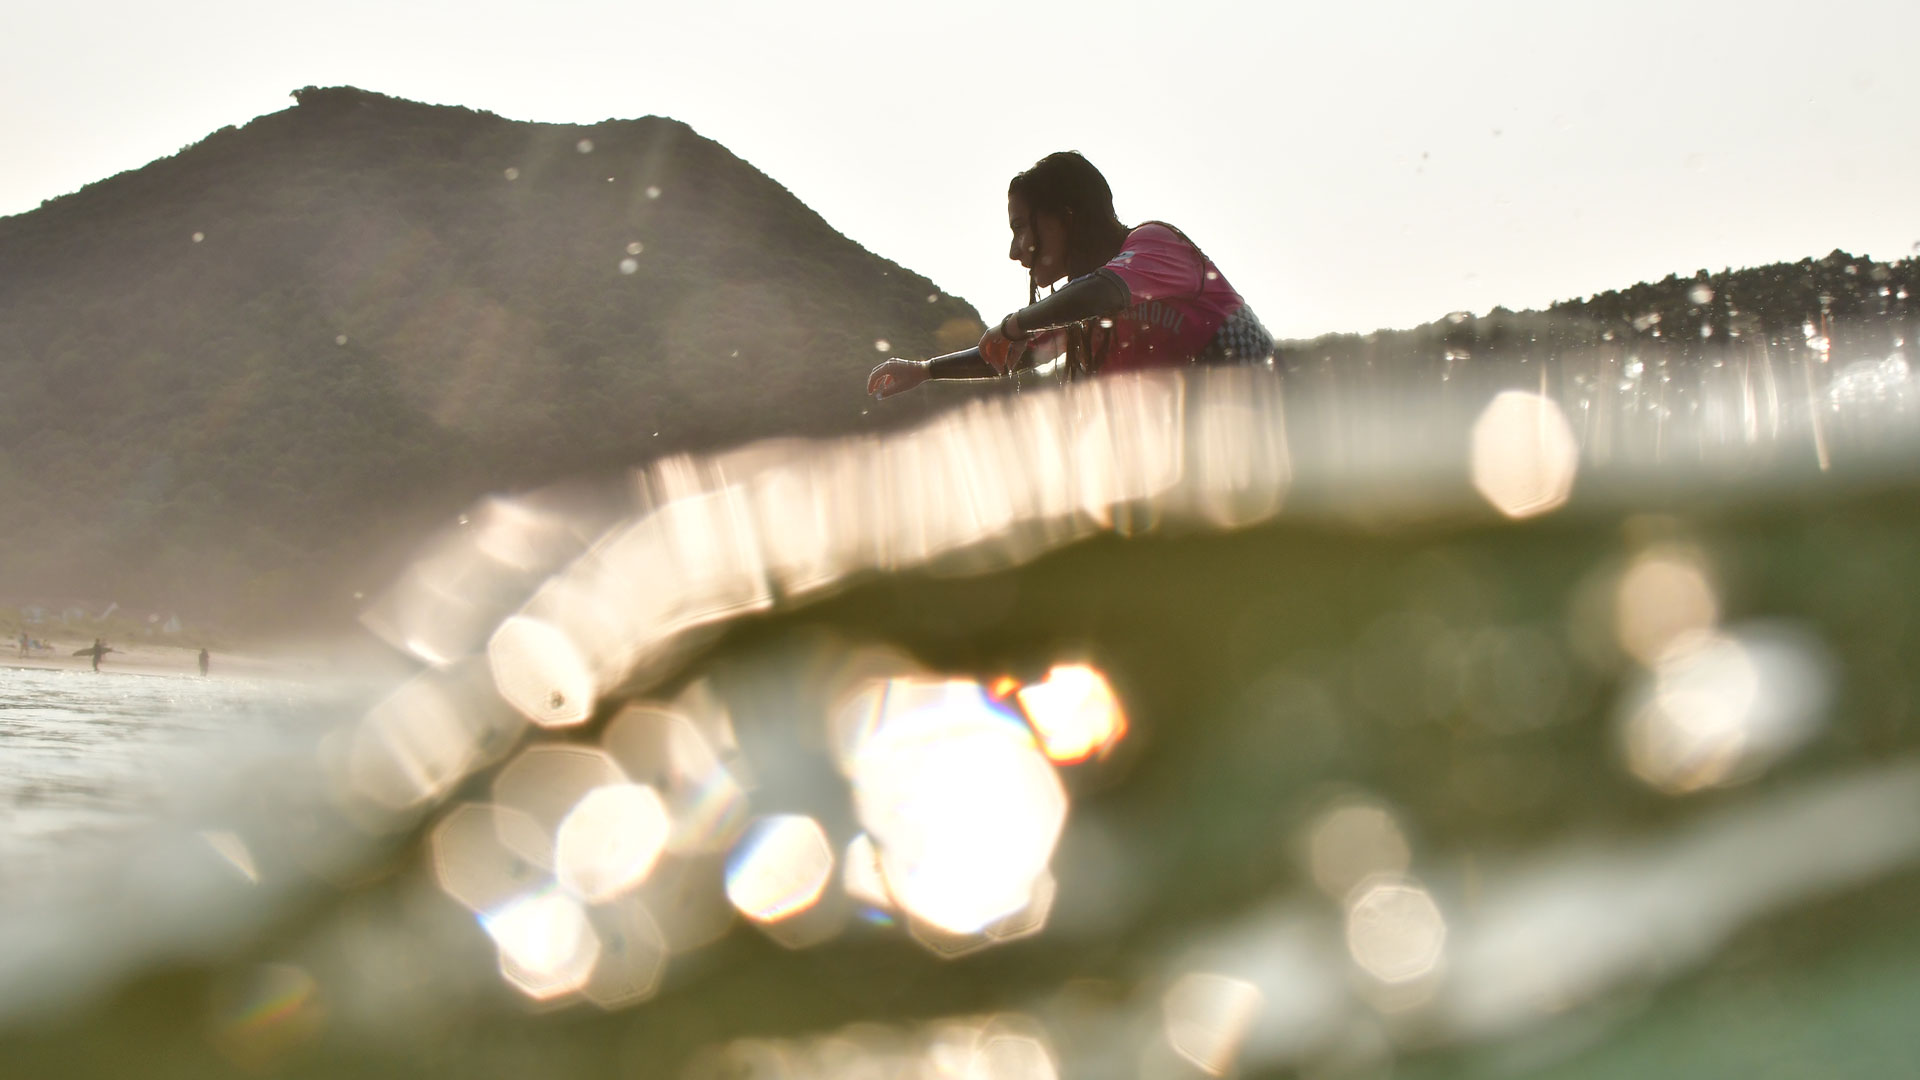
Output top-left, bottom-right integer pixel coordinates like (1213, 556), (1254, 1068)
(75, 638), (114, 672)
(869, 151), (1274, 398)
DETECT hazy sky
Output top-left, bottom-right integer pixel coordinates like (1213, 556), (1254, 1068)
(6, 0), (1917, 339)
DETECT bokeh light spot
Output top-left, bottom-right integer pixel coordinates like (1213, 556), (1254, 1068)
(1307, 799), (1411, 899)
(842, 832), (896, 915)
(483, 887), (600, 1002)
(1013, 664), (1127, 764)
(1345, 879), (1447, 984)
(851, 679), (1066, 935)
(555, 783), (670, 902)
(489, 614), (597, 727)
(1162, 973), (1264, 1076)
(430, 802), (548, 915)
(1615, 546), (1720, 665)
(575, 138), (594, 153)
(1470, 391), (1579, 518)
(725, 814), (835, 924)
(1621, 625), (1830, 794)
(582, 894), (669, 1008)
(347, 673), (484, 810)
(602, 703), (750, 855)
(492, 744), (628, 870)
(968, 1030), (1060, 1080)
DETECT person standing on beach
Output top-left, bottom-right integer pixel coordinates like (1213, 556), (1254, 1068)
(198, 648), (210, 677)
(76, 638), (113, 672)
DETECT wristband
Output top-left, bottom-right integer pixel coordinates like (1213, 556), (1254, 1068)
(1001, 312), (1022, 339)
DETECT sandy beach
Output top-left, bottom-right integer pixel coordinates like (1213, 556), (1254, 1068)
(5, 634), (306, 681)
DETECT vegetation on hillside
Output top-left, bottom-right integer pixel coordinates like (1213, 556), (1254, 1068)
(1286, 249), (1917, 373)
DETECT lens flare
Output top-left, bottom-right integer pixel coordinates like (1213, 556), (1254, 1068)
(1470, 391), (1579, 518)
(209, 964), (325, 1070)
(851, 679), (1067, 935)
(554, 783), (670, 902)
(725, 814), (835, 924)
(200, 829), (259, 885)
(1013, 664), (1128, 764)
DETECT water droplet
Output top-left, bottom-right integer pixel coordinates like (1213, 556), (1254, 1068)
(1205, 270), (1219, 281)
(626, 241), (643, 255)
(645, 186), (661, 200)
(576, 139), (594, 154)
(191, 232), (205, 243)
(926, 293), (939, 303)
(606, 177), (615, 183)
(1700, 323), (1713, 339)
(1688, 283), (1714, 305)
(619, 258), (639, 275)
(874, 339), (891, 352)
(335, 335), (348, 346)
(503, 167), (520, 181)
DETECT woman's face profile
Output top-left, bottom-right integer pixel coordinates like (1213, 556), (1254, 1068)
(1007, 192), (1070, 288)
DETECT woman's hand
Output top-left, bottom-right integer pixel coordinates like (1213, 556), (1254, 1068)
(867, 357), (929, 399)
(978, 313), (1028, 375)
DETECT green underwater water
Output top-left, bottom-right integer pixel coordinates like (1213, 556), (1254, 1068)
(6, 357), (1920, 1079)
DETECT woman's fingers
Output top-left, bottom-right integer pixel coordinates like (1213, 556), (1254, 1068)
(868, 359), (924, 399)
(979, 330), (1012, 374)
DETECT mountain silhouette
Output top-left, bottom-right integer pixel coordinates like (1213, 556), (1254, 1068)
(0, 86), (984, 629)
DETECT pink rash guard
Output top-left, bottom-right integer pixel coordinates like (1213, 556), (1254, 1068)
(1088, 223), (1248, 372)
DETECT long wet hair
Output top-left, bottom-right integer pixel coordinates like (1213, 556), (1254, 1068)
(1008, 152), (1131, 377)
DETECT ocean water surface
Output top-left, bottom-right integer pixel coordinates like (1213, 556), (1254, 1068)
(0, 667), (360, 894)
